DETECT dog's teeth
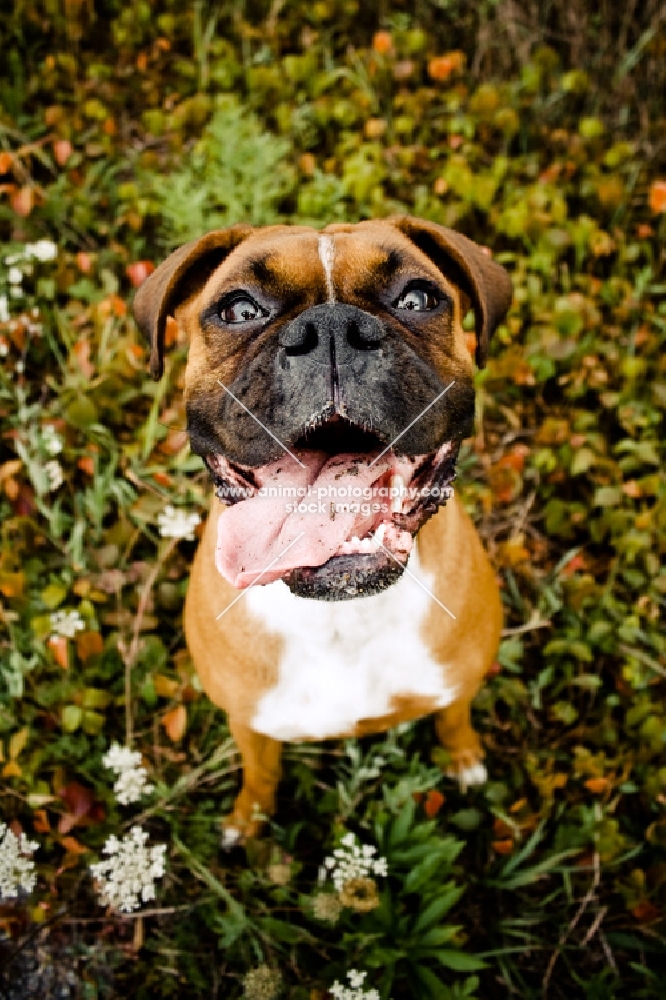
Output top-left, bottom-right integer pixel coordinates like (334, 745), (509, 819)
(374, 523), (386, 545)
(390, 474), (405, 514)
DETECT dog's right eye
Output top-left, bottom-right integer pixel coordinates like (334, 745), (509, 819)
(220, 296), (266, 324)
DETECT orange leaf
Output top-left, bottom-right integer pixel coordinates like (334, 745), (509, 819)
(53, 139), (73, 166)
(75, 630), (104, 662)
(632, 900), (661, 923)
(48, 635), (69, 669)
(1, 761), (22, 778)
(152, 471), (172, 487)
(78, 456), (95, 476)
(161, 704), (187, 742)
(584, 777), (610, 794)
(492, 839), (514, 855)
(33, 809), (51, 833)
(424, 789), (446, 817)
(60, 835), (89, 855)
(648, 180), (666, 214)
(76, 252), (93, 273)
(372, 31), (394, 55)
(126, 261), (155, 288)
(428, 51), (465, 82)
(11, 186), (34, 217)
(0, 571), (25, 597)
(0, 151), (13, 174)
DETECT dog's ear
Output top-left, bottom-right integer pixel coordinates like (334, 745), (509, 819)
(391, 216), (512, 368)
(133, 225), (254, 379)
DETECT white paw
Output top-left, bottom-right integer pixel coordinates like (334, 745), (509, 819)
(221, 825), (242, 849)
(450, 762), (487, 789)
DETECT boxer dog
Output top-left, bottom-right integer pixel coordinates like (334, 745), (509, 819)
(134, 217), (512, 845)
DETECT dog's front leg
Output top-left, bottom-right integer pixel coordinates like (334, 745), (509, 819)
(222, 721), (282, 847)
(434, 700), (487, 790)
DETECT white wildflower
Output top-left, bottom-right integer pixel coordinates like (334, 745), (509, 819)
(322, 832), (388, 893)
(49, 609), (85, 639)
(157, 504), (201, 540)
(90, 826), (167, 913)
(42, 425), (64, 455)
(0, 294), (9, 323)
(7, 266), (23, 285)
(330, 969), (383, 1000)
(0, 822), (39, 899)
(25, 239), (58, 262)
(103, 742), (154, 805)
(44, 459), (64, 491)
(312, 891), (342, 923)
(242, 964), (282, 999)
(0, 340), (8, 356)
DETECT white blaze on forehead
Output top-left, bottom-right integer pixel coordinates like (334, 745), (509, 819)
(318, 234), (336, 302)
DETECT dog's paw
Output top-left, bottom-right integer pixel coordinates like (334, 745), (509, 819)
(221, 824), (244, 850)
(451, 761), (487, 790)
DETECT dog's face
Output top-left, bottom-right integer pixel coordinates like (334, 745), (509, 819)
(134, 217), (512, 600)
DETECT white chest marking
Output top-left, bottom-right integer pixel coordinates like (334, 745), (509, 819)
(245, 550), (456, 740)
(318, 235), (336, 302)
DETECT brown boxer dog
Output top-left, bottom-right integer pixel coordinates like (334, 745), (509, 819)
(134, 217), (512, 845)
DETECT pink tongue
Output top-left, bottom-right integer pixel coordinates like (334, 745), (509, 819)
(215, 451), (396, 588)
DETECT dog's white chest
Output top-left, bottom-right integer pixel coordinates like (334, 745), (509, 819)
(245, 551), (455, 740)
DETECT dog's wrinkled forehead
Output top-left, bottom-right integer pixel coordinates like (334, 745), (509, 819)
(197, 226), (455, 310)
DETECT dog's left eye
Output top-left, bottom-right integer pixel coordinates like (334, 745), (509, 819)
(221, 296), (266, 324)
(395, 286), (440, 312)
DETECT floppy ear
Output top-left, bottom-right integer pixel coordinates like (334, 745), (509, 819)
(391, 216), (512, 368)
(133, 224), (254, 379)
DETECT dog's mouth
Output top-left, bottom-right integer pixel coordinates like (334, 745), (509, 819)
(204, 418), (459, 600)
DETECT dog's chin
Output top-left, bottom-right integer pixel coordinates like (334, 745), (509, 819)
(285, 550), (407, 600)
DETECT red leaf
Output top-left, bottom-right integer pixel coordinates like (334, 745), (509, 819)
(424, 789), (446, 817)
(126, 261), (155, 288)
(57, 781), (94, 834)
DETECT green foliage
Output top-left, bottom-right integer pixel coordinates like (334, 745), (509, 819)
(1, 0), (666, 997)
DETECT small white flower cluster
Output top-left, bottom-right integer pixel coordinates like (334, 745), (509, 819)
(331, 969), (384, 1000)
(90, 826), (167, 913)
(0, 822), (38, 899)
(157, 504), (201, 541)
(3, 240), (58, 300)
(0, 295), (9, 324)
(321, 832), (388, 893)
(45, 459), (64, 491)
(41, 424), (64, 455)
(49, 609), (85, 639)
(103, 742), (154, 805)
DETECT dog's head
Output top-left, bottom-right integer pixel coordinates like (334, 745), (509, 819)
(134, 217), (512, 600)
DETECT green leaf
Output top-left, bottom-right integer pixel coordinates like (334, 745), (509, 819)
(433, 950), (486, 972)
(412, 884), (464, 935)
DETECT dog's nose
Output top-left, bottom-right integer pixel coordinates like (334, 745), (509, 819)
(279, 303), (387, 362)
